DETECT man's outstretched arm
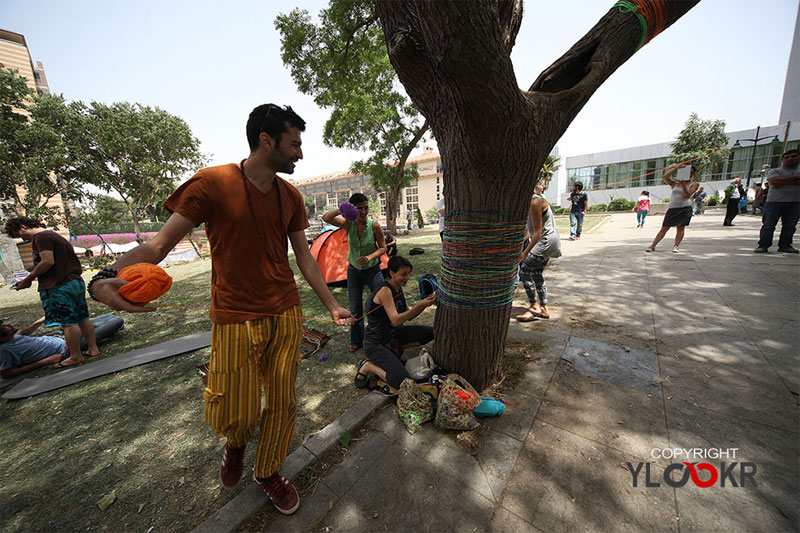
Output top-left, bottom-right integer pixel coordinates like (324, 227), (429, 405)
(91, 213), (196, 312)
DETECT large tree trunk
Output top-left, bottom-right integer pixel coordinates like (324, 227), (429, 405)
(375, 0), (699, 390)
(384, 185), (400, 233)
(131, 215), (143, 244)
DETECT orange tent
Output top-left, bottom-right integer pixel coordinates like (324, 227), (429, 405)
(309, 228), (389, 285)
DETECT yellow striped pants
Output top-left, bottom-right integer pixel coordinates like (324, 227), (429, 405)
(203, 305), (303, 478)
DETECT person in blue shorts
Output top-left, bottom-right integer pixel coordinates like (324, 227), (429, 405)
(5, 217), (99, 368)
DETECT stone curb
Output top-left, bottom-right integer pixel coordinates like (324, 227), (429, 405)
(584, 214), (611, 234)
(192, 391), (390, 533)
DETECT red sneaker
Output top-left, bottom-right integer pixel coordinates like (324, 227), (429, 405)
(254, 472), (300, 515)
(220, 442), (246, 489)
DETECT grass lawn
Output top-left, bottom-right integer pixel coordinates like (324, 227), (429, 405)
(0, 227), (444, 532)
(553, 213), (607, 236)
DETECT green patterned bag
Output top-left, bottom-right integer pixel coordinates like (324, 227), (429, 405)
(396, 378), (434, 434)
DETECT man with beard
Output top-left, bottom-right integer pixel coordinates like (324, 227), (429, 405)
(90, 104), (354, 515)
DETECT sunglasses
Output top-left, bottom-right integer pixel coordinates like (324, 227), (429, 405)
(258, 104), (294, 136)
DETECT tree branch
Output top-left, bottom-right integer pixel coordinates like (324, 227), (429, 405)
(340, 13), (379, 66)
(527, 1), (700, 146)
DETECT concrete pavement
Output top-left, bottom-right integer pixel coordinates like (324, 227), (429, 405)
(232, 210), (800, 531)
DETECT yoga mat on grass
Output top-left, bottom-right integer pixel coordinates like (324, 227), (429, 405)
(2, 331), (211, 400)
(0, 376), (23, 389)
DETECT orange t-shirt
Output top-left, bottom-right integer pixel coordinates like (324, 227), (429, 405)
(163, 163), (309, 324)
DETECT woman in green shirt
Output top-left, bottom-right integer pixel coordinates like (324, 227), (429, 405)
(323, 193), (387, 352)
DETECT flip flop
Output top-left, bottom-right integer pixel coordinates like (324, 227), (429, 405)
(530, 311), (550, 319)
(354, 359), (369, 389)
(53, 358), (82, 369)
(83, 351), (100, 357)
(515, 314), (538, 323)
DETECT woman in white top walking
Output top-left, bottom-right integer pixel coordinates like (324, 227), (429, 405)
(646, 165), (699, 253)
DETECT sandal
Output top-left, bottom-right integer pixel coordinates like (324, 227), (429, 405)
(529, 310), (550, 319)
(515, 312), (538, 323)
(354, 359), (369, 389)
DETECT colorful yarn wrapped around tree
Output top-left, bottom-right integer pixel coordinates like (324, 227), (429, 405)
(117, 263), (173, 303)
(439, 213), (526, 310)
(614, 0), (668, 51)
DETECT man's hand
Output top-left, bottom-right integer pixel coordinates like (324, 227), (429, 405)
(92, 278), (156, 312)
(357, 255), (370, 266)
(14, 276), (32, 290)
(329, 304), (355, 326)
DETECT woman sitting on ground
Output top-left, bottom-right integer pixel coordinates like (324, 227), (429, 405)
(354, 255), (436, 389)
(323, 193), (387, 353)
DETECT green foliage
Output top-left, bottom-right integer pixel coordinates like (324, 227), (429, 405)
(607, 198), (635, 211)
(587, 204), (607, 212)
(415, 205), (425, 228)
(303, 194), (316, 217)
(0, 66), (33, 203)
(368, 195), (382, 218)
(538, 155), (561, 188)
(553, 207), (569, 215)
(0, 66), (205, 237)
(707, 196), (718, 206)
(79, 101), (206, 240)
(90, 195), (133, 223)
(0, 69), (90, 224)
(668, 113), (729, 181)
(275, 1), (427, 229)
(425, 204), (439, 221)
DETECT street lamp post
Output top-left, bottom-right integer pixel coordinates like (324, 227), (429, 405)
(733, 126), (782, 189)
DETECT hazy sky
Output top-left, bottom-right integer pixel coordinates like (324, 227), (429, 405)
(2, 0), (797, 182)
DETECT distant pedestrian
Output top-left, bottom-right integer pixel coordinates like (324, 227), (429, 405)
(723, 177), (745, 226)
(646, 165), (699, 253)
(634, 190), (651, 227)
(406, 209), (413, 231)
(516, 182), (562, 321)
(568, 181), (588, 240)
(752, 183), (767, 215)
(755, 149), (800, 253)
(692, 187), (708, 215)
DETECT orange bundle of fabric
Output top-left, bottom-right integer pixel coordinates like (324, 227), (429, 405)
(118, 263), (173, 303)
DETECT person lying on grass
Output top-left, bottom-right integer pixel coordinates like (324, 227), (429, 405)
(0, 317), (68, 378)
(354, 255), (436, 390)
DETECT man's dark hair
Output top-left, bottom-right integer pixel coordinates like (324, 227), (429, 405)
(574, 182), (584, 191)
(246, 104), (306, 151)
(783, 148), (799, 157)
(349, 192), (368, 205)
(4, 216), (44, 238)
(0, 323), (17, 344)
(388, 255), (412, 273)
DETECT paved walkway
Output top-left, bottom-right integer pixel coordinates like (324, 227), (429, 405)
(246, 210), (800, 531)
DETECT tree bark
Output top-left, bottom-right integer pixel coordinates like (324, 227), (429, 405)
(375, 0), (699, 390)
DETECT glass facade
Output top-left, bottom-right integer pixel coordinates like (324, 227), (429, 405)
(566, 139), (796, 193)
